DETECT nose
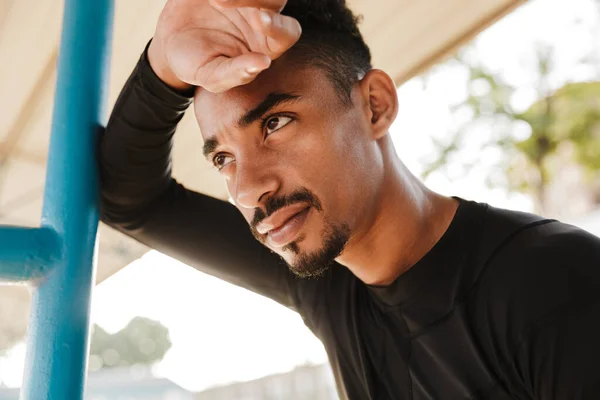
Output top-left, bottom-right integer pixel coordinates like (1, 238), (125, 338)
(233, 157), (280, 210)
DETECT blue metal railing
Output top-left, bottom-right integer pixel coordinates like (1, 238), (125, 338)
(0, 0), (114, 398)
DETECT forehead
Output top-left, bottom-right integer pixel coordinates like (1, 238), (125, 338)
(193, 56), (340, 139)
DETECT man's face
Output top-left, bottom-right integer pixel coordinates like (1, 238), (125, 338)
(194, 55), (383, 277)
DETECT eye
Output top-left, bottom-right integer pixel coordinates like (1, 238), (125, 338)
(212, 153), (234, 170)
(265, 116), (293, 136)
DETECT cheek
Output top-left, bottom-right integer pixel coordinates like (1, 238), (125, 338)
(316, 120), (379, 224)
(288, 123), (365, 215)
(226, 183), (254, 223)
(282, 129), (336, 185)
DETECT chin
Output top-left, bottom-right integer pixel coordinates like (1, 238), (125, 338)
(288, 257), (332, 279)
(279, 222), (351, 279)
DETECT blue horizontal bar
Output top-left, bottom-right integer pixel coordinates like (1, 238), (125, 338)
(0, 226), (62, 284)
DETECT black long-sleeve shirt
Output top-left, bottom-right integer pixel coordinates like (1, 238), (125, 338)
(99, 47), (600, 400)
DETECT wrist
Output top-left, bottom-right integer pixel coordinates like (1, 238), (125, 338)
(147, 39), (194, 92)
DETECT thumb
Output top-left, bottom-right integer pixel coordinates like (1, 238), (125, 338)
(197, 53), (272, 93)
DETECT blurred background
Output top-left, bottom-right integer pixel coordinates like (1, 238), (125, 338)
(1, 0), (599, 398)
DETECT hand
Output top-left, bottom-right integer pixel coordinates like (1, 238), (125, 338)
(148, 0), (301, 92)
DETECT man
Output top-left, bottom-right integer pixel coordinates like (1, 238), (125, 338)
(99, 0), (600, 398)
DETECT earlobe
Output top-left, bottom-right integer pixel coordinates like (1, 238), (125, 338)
(360, 69), (399, 139)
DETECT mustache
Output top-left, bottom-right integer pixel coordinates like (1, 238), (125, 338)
(250, 187), (322, 232)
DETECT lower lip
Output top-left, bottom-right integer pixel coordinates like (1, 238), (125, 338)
(267, 208), (310, 248)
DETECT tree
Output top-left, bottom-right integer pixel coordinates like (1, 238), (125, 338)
(88, 316), (172, 371)
(512, 81), (600, 212)
(423, 36), (600, 217)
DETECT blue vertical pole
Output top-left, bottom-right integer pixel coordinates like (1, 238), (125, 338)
(20, 0), (114, 398)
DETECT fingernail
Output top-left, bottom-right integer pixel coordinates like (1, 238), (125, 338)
(260, 11), (271, 26)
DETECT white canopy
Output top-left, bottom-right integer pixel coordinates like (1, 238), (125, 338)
(0, 0), (523, 338)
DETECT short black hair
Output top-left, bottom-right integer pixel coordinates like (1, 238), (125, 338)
(281, 0), (372, 104)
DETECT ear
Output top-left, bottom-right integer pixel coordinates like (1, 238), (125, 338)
(357, 69), (399, 140)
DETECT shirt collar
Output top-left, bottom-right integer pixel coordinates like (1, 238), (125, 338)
(366, 198), (487, 333)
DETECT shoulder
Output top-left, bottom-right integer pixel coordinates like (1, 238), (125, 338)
(471, 206), (600, 346)
(480, 214), (600, 291)
(469, 209), (600, 397)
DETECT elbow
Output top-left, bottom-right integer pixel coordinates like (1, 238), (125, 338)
(99, 194), (147, 234)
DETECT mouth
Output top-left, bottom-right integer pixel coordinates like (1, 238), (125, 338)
(258, 207), (311, 248)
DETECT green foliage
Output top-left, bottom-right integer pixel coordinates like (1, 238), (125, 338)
(89, 316), (172, 370)
(424, 44), (600, 212)
(516, 82), (600, 171)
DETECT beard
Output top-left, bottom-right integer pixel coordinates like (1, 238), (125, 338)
(282, 220), (350, 279)
(250, 187), (351, 279)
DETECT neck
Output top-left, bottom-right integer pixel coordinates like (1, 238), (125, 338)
(336, 137), (459, 286)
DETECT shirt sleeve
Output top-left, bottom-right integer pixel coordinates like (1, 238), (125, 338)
(513, 292), (600, 399)
(98, 42), (302, 310)
(486, 222), (600, 399)
(512, 226), (600, 400)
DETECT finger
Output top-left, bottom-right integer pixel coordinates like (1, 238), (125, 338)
(248, 10), (302, 59)
(213, 0), (287, 12)
(197, 53), (271, 92)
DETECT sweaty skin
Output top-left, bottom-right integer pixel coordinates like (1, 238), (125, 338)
(100, 0), (600, 398)
(148, 0), (459, 283)
(100, 45), (600, 400)
(193, 51), (459, 284)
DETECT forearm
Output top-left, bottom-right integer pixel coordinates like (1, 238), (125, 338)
(97, 43), (302, 310)
(99, 41), (194, 228)
(147, 39), (193, 92)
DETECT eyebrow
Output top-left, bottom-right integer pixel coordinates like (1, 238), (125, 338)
(203, 137), (220, 159)
(203, 92), (302, 159)
(238, 91), (302, 128)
